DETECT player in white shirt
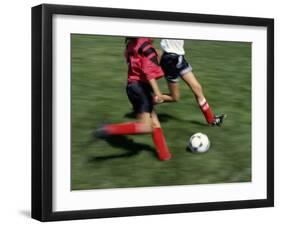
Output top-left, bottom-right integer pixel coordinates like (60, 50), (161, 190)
(159, 39), (225, 126)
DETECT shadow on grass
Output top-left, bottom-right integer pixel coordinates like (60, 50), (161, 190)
(124, 111), (208, 126)
(89, 135), (156, 162)
(188, 120), (208, 126)
(124, 111), (183, 123)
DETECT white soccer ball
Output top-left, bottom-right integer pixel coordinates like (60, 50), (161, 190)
(189, 133), (210, 153)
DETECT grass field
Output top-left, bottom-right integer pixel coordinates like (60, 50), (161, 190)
(71, 35), (251, 190)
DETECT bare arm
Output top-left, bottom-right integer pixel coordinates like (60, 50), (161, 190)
(148, 78), (162, 96)
(148, 78), (164, 103)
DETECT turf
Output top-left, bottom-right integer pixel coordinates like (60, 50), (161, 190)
(71, 35), (251, 190)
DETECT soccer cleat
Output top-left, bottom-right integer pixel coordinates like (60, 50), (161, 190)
(93, 125), (109, 139)
(211, 114), (227, 126)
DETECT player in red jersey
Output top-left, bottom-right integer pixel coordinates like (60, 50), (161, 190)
(95, 37), (171, 161)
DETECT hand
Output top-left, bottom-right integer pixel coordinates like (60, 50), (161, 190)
(153, 95), (164, 104)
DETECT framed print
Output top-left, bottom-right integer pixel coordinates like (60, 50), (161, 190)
(31, 4), (274, 222)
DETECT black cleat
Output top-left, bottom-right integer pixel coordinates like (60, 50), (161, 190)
(211, 114), (227, 126)
(93, 125), (109, 139)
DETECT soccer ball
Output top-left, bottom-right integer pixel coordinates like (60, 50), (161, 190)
(188, 133), (210, 153)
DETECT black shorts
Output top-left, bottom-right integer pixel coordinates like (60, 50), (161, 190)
(160, 52), (192, 83)
(126, 81), (153, 114)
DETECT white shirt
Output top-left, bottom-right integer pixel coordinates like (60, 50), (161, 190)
(160, 39), (185, 55)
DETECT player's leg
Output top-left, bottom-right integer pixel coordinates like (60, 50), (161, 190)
(159, 52), (181, 102)
(181, 71), (225, 126)
(99, 112), (152, 136)
(151, 111), (171, 160)
(181, 71), (204, 103)
(95, 82), (154, 137)
(167, 82), (180, 102)
(96, 83), (153, 136)
(153, 82), (179, 103)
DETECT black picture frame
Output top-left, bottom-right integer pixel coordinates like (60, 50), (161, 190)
(32, 3), (274, 222)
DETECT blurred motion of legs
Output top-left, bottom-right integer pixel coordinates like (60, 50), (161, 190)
(94, 111), (171, 161)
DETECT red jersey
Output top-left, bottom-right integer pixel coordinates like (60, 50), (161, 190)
(125, 38), (164, 83)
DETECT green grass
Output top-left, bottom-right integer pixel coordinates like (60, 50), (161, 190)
(71, 35), (251, 190)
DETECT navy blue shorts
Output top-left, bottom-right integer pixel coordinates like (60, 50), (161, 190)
(126, 81), (153, 114)
(160, 52), (192, 83)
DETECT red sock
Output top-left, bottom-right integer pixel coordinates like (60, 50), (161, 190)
(104, 122), (145, 135)
(199, 100), (215, 124)
(152, 128), (172, 161)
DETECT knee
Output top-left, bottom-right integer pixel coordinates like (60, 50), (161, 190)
(138, 121), (153, 133)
